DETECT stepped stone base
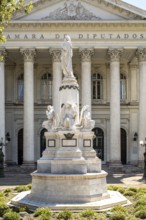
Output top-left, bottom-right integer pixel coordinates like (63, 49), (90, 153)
(11, 190), (130, 212)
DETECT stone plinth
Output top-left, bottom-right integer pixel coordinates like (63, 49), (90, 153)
(25, 171), (109, 203)
(59, 77), (79, 123)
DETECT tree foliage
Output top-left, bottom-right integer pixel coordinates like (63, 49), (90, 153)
(0, 0), (33, 43)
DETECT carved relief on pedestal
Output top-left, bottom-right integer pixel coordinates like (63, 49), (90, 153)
(136, 48), (146, 62)
(41, 0), (101, 21)
(20, 48), (36, 62)
(108, 48), (123, 62)
(80, 49), (94, 62)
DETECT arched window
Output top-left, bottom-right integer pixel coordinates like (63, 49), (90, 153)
(92, 127), (104, 161)
(41, 73), (52, 101)
(92, 73), (103, 100)
(17, 74), (24, 102)
(120, 73), (127, 101)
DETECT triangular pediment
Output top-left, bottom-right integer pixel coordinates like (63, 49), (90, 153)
(13, 0), (146, 21)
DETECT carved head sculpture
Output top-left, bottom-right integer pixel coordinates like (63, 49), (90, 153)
(64, 35), (71, 42)
(47, 105), (53, 111)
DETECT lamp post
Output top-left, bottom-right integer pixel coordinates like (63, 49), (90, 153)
(140, 138), (146, 179)
(0, 133), (11, 177)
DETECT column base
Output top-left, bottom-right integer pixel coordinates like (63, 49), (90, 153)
(138, 160), (144, 168)
(21, 161), (36, 172)
(108, 161), (123, 172)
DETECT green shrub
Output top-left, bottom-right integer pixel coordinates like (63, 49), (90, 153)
(107, 186), (119, 191)
(26, 183), (32, 190)
(57, 209), (73, 220)
(80, 209), (97, 219)
(3, 211), (20, 220)
(34, 207), (52, 217)
(19, 205), (30, 213)
(117, 188), (126, 195)
(14, 185), (30, 192)
(134, 198), (146, 207)
(123, 190), (135, 197)
(128, 187), (137, 193)
(111, 205), (127, 213)
(0, 201), (10, 217)
(109, 211), (126, 220)
(4, 188), (12, 194)
(38, 213), (51, 220)
(135, 209), (146, 219)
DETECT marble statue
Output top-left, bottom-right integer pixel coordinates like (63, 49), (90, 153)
(61, 35), (74, 78)
(42, 105), (57, 131)
(61, 102), (77, 129)
(80, 105), (95, 129)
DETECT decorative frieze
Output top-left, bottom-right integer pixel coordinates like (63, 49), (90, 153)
(50, 49), (61, 62)
(20, 48), (36, 62)
(80, 49), (94, 62)
(108, 48), (123, 62)
(136, 48), (146, 62)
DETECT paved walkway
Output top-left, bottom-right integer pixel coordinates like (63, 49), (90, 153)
(0, 170), (146, 190)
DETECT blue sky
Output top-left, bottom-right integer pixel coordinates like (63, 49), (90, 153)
(122, 0), (146, 10)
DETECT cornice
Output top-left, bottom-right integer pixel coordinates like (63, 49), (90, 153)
(6, 20), (146, 31)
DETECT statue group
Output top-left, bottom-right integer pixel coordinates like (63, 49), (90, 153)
(42, 35), (94, 131)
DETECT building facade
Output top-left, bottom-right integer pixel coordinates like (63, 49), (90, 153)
(1, 0), (146, 167)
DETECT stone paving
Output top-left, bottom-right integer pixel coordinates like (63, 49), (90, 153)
(0, 170), (146, 190)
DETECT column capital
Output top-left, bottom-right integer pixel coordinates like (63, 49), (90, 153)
(20, 48), (36, 62)
(50, 49), (61, 62)
(136, 48), (146, 62)
(80, 48), (94, 62)
(108, 48), (123, 62)
(0, 48), (7, 62)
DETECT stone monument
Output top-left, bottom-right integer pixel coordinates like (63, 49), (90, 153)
(12, 36), (129, 210)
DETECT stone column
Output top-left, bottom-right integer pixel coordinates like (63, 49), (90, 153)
(80, 49), (94, 113)
(20, 48), (36, 167)
(0, 49), (7, 157)
(50, 49), (62, 115)
(108, 49), (123, 167)
(137, 48), (146, 166)
(130, 57), (138, 103)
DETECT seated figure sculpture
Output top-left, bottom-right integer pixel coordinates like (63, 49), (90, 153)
(42, 105), (57, 131)
(80, 105), (95, 130)
(61, 102), (77, 129)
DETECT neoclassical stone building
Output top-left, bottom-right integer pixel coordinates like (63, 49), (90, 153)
(1, 0), (146, 167)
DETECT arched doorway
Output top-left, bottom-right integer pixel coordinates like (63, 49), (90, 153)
(121, 128), (127, 164)
(40, 128), (47, 157)
(92, 127), (104, 161)
(18, 128), (23, 165)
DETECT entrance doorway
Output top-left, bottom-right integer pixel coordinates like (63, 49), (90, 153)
(40, 128), (47, 157)
(18, 128), (23, 165)
(92, 127), (104, 161)
(121, 128), (127, 164)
